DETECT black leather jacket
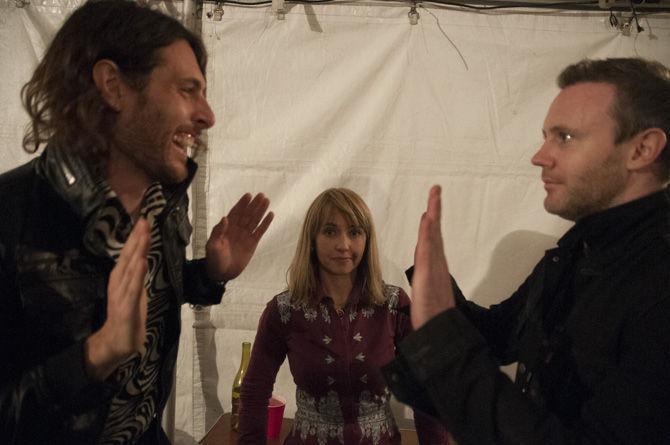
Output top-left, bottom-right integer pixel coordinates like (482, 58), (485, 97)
(384, 189), (670, 445)
(0, 146), (224, 444)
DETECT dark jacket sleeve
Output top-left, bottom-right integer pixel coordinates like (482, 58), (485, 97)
(0, 167), (117, 444)
(0, 251), (116, 444)
(182, 257), (226, 306)
(383, 268), (670, 445)
(394, 287), (450, 444)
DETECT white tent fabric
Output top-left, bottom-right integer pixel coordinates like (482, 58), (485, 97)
(1, 1), (670, 443)
(197, 4), (670, 442)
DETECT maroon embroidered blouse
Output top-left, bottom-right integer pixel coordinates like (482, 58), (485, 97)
(238, 279), (448, 444)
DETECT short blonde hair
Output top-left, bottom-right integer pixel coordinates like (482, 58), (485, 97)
(287, 188), (384, 307)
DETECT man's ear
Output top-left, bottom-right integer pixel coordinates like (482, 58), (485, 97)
(92, 59), (125, 112)
(627, 128), (668, 171)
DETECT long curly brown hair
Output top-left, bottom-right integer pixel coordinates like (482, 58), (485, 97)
(21, 0), (208, 175)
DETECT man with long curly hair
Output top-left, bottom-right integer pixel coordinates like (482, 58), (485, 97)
(0, 1), (273, 443)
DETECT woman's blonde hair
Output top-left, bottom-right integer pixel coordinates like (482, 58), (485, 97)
(287, 188), (384, 306)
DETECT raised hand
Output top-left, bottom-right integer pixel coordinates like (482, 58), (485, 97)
(84, 218), (150, 381)
(410, 185), (455, 329)
(205, 193), (274, 282)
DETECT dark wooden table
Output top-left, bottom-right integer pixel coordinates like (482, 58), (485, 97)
(200, 413), (420, 445)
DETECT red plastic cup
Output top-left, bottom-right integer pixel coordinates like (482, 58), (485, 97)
(266, 395), (286, 438)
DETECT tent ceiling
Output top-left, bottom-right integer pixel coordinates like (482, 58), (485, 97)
(204, 0), (670, 12)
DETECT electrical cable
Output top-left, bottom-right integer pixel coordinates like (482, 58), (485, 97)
(206, 0), (670, 12)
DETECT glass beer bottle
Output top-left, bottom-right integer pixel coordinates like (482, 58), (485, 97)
(231, 341), (251, 431)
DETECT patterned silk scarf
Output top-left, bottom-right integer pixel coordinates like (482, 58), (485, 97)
(94, 183), (172, 445)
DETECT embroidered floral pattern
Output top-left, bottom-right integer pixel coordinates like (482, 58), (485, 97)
(384, 285), (399, 315)
(320, 304), (331, 324)
(277, 291), (293, 324)
(361, 307), (375, 318)
(249, 284), (431, 444)
(358, 390), (397, 445)
(304, 307), (318, 322)
(275, 285), (400, 325)
(294, 389), (344, 445)
(293, 389), (396, 445)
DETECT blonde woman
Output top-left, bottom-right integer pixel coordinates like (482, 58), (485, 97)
(238, 188), (447, 445)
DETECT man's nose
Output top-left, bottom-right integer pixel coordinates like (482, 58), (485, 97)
(194, 96), (216, 130)
(531, 140), (553, 168)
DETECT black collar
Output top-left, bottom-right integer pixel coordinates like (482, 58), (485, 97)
(37, 144), (198, 223)
(557, 187), (670, 256)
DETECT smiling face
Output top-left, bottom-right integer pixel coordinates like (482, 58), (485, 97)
(314, 208), (367, 281)
(114, 39), (215, 185)
(531, 82), (632, 221)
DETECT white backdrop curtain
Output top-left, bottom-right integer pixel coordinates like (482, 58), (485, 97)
(1, 0), (669, 443)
